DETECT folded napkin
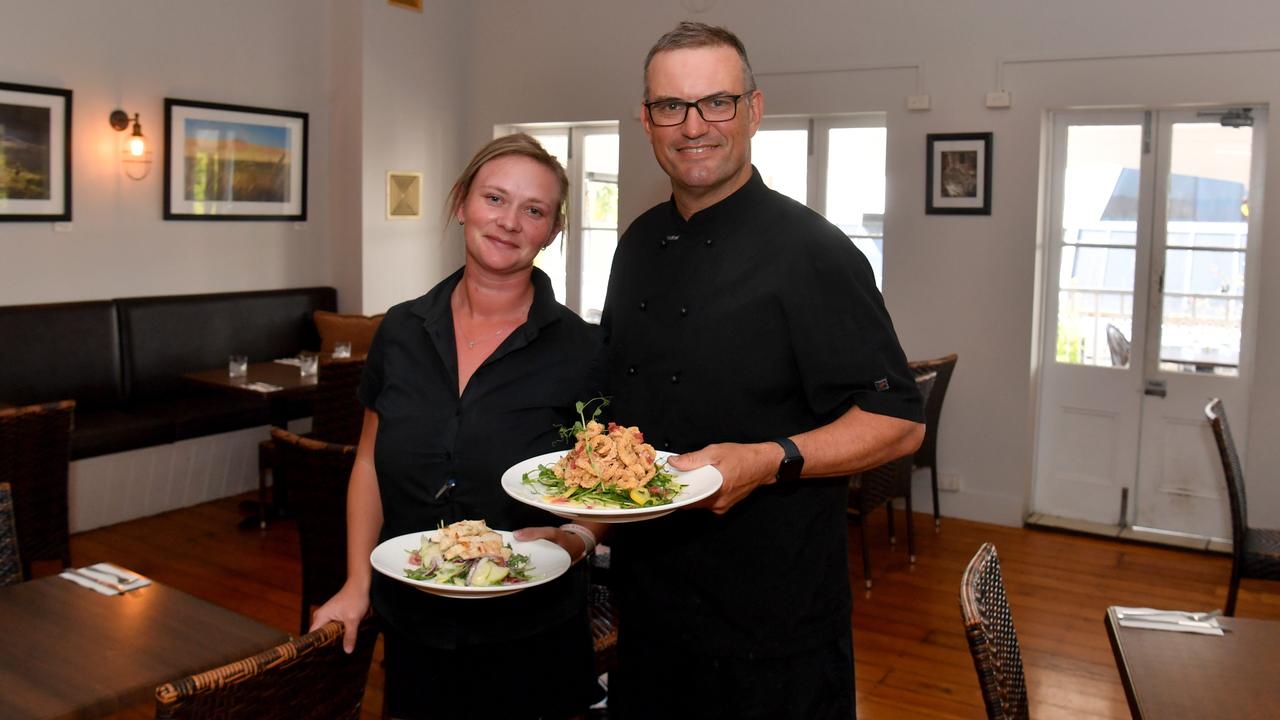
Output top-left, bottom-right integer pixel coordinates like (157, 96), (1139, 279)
(246, 381), (283, 393)
(59, 563), (151, 596)
(1114, 606), (1224, 636)
(273, 357), (303, 367)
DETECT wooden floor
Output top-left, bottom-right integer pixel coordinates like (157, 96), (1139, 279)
(69, 493), (1280, 719)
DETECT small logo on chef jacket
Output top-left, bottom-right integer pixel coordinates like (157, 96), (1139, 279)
(874, 378), (890, 392)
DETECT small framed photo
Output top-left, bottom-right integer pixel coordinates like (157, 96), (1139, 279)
(164, 98), (308, 221)
(926, 132), (992, 215)
(387, 171), (422, 219)
(0, 81), (72, 222)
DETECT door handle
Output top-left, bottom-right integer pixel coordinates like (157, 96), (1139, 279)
(1144, 379), (1167, 398)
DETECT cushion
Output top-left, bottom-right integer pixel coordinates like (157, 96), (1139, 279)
(313, 311), (383, 356)
(0, 300), (124, 409)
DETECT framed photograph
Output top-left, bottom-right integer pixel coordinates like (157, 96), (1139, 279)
(164, 98), (308, 221)
(926, 132), (992, 215)
(387, 171), (422, 219)
(0, 81), (71, 222)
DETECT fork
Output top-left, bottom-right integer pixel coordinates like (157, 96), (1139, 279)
(87, 565), (141, 585)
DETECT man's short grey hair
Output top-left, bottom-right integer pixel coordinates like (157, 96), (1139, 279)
(643, 21), (756, 100)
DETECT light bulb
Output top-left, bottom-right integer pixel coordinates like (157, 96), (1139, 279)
(128, 135), (146, 157)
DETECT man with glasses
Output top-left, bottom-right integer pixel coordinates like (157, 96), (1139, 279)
(600, 21), (924, 718)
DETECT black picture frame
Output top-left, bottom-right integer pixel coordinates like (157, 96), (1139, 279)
(0, 81), (72, 222)
(164, 98), (308, 221)
(926, 132), (992, 215)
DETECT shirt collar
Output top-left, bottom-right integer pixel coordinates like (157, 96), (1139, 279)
(667, 165), (768, 230)
(408, 265), (562, 334)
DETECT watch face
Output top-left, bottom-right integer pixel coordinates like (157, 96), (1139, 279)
(778, 456), (804, 482)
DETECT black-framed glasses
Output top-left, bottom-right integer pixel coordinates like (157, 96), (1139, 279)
(644, 91), (754, 127)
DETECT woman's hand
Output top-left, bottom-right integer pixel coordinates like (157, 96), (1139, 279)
(309, 580), (371, 653)
(514, 525), (589, 563)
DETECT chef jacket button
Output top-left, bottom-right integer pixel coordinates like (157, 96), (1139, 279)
(667, 234), (680, 241)
(705, 238), (713, 247)
(638, 300), (647, 311)
(680, 306), (688, 317)
(663, 439), (672, 450)
(670, 373), (680, 384)
(627, 365), (638, 376)
(659, 238), (668, 248)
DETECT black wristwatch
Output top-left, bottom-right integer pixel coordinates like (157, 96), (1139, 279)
(772, 437), (804, 482)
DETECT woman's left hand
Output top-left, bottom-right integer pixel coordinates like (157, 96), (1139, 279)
(514, 526), (588, 562)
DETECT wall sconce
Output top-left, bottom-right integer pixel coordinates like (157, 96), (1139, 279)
(110, 109), (152, 180)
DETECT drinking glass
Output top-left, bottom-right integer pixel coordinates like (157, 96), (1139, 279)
(228, 355), (248, 379)
(332, 341), (352, 359)
(298, 352), (319, 378)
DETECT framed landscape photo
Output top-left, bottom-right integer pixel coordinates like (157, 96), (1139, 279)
(0, 81), (71, 222)
(926, 132), (992, 215)
(164, 98), (308, 221)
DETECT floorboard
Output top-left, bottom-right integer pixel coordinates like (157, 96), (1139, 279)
(64, 494), (1279, 719)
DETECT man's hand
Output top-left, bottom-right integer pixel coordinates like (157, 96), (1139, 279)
(669, 441), (783, 514)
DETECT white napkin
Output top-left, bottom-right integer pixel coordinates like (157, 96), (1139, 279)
(273, 357), (302, 366)
(246, 381), (283, 393)
(60, 570), (119, 595)
(59, 563), (152, 596)
(1114, 606), (1224, 636)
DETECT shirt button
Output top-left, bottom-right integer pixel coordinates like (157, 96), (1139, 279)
(638, 300), (647, 311)
(627, 365), (638, 376)
(670, 372), (680, 384)
(663, 439), (672, 450)
(680, 306), (688, 317)
(659, 239), (668, 248)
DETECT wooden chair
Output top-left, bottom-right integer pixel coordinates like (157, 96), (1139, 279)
(0, 400), (74, 578)
(1204, 398), (1280, 616)
(847, 371), (936, 588)
(959, 543), (1029, 720)
(271, 428), (356, 635)
(154, 618), (379, 719)
(907, 353), (958, 530)
(0, 482), (22, 587)
(255, 357), (366, 528)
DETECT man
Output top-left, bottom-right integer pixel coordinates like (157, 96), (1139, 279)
(599, 22), (925, 719)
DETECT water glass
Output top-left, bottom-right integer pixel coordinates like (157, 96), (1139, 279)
(298, 352), (319, 378)
(332, 341), (352, 359)
(228, 355), (248, 379)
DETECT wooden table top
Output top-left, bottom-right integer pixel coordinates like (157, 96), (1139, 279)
(1105, 606), (1280, 719)
(0, 575), (287, 720)
(183, 360), (318, 397)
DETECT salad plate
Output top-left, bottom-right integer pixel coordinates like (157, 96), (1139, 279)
(370, 529), (570, 599)
(501, 450), (723, 523)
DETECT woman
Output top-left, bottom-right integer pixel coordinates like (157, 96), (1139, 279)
(311, 134), (604, 719)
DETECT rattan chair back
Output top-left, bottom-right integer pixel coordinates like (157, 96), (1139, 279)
(154, 619), (378, 719)
(0, 482), (22, 587)
(0, 400), (74, 578)
(310, 358), (366, 445)
(271, 428), (356, 634)
(960, 543), (1029, 720)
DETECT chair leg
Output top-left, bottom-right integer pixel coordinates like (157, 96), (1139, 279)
(1225, 561), (1242, 617)
(930, 464), (941, 531)
(886, 500), (896, 546)
(860, 516), (872, 589)
(258, 466), (271, 530)
(905, 489), (916, 564)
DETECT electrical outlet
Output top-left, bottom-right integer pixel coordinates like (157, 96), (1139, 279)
(985, 90), (1012, 108)
(938, 473), (962, 492)
(906, 94), (931, 111)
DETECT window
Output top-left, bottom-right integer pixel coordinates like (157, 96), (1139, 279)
(497, 122), (619, 322)
(752, 114), (887, 287)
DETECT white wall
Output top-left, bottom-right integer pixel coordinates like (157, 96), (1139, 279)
(462, 0), (1280, 527)
(0, 1), (334, 304)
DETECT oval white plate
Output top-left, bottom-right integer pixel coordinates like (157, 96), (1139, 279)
(370, 529), (570, 599)
(501, 450), (723, 523)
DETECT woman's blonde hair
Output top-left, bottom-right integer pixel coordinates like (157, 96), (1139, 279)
(446, 133), (569, 232)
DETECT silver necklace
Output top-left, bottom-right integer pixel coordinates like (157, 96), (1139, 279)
(458, 324), (507, 349)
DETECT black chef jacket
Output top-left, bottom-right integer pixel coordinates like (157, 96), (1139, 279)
(601, 168), (922, 659)
(360, 266), (604, 649)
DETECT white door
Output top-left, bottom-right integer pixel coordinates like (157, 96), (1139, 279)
(1034, 107), (1265, 537)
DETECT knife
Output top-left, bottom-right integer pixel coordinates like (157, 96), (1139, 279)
(68, 567), (129, 593)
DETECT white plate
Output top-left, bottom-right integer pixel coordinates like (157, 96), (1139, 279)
(501, 450), (723, 523)
(370, 529), (570, 599)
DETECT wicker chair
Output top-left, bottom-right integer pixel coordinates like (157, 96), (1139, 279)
(154, 618), (379, 719)
(847, 371), (936, 588)
(271, 427), (356, 635)
(1204, 398), (1280, 616)
(959, 543), (1029, 720)
(255, 357), (366, 528)
(907, 354), (958, 530)
(0, 482), (22, 587)
(0, 400), (74, 578)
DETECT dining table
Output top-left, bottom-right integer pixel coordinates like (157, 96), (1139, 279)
(182, 359), (320, 400)
(1104, 605), (1280, 719)
(0, 573), (287, 719)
